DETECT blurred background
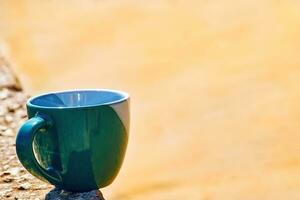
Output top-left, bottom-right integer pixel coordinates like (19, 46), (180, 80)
(1, 0), (300, 199)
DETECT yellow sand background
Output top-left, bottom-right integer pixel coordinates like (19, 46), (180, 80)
(1, 1), (300, 199)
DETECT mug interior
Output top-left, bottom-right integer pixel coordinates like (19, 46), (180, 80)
(28, 89), (128, 108)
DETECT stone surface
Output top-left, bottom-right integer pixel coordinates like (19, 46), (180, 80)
(0, 55), (21, 90)
(45, 188), (105, 200)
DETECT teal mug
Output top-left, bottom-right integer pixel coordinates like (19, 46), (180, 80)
(16, 89), (129, 192)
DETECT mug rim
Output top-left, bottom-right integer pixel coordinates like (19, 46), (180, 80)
(27, 89), (130, 110)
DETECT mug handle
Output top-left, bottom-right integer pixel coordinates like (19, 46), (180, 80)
(16, 114), (62, 186)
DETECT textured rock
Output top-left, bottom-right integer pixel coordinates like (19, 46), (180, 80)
(0, 55), (21, 90)
(45, 188), (105, 200)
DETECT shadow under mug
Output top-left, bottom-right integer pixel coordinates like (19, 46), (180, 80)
(16, 89), (130, 192)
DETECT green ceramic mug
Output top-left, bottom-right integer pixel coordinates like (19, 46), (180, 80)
(16, 89), (129, 192)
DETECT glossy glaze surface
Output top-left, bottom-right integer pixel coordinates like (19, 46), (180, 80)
(29, 89), (128, 108)
(16, 90), (129, 192)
